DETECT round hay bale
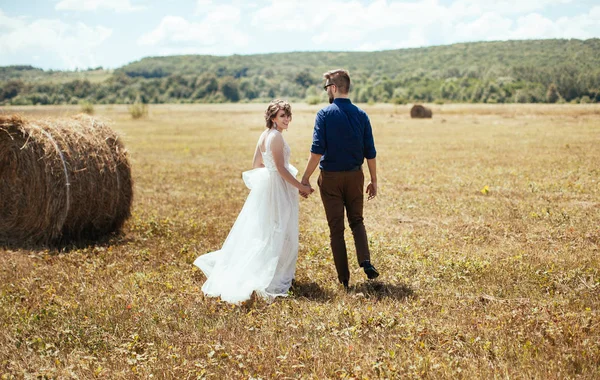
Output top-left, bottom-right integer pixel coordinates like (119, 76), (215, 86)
(0, 114), (133, 246)
(410, 104), (433, 118)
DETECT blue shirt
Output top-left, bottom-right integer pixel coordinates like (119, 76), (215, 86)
(310, 98), (376, 171)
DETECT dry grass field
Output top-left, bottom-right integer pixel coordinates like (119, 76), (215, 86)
(1, 103), (599, 379)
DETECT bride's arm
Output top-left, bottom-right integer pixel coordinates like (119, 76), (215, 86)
(270, 134), (311, 193)
(252, 142), (264, 168)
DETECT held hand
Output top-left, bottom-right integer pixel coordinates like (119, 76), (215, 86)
(366, 181), (377, 201)
(299, 183), (313, 198)
(299, 179), (313, 198)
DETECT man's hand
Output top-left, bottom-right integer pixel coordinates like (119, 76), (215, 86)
(299, 179), (313, 199)
(366, 181), (377, 201)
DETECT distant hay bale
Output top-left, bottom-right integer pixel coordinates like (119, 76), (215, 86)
(0, 114), (133, 246)
(410, 104), (433, 118)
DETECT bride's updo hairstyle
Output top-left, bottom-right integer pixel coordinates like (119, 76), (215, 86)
(265, 99), (292, 129)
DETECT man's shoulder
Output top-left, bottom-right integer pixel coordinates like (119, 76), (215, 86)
(316, 104), (339, 122)
(352, 104), (370, 120)
(319, 103), (339, 114)
(348, 102), (367, 115)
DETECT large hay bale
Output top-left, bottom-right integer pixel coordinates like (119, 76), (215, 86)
(0, 114), (133, 246)
(410, 104), (433, 118)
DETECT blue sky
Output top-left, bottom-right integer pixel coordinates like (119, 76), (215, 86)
(1, 0), (599, 70)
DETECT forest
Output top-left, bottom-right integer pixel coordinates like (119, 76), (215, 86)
(1, 39), (599, 105)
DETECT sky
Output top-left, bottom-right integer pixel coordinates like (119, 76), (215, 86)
(1, 0), (599, 71)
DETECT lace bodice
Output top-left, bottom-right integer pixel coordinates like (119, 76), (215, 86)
(261, 130), (291, 172)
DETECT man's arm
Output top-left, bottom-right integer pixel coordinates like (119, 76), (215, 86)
(366, 157), (377, 200)
(363, 112), (377, 200)
(301, 152), (322, 185)
(302, 111), (326, 190)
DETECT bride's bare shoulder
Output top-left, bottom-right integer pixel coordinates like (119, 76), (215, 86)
(257, 129), (268, 142)
(257, 129), (272, 151)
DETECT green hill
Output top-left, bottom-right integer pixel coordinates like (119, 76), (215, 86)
(2, 39), (599, 105)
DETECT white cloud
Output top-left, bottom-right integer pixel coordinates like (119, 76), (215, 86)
(250, 0), (595, 50)
(553, 5), (600, 39)
(0, 11), (112, 69)
(2, 1), (600, 70)
(447, 0), (573, 18)
(251, 0), (454, 47)
(251, 0), (450, 50)
(195, 0), (213, 10)
(139, 16), (218, 45)
(196, 0), (260, 16)
(0, 9), (25, 30)
(252, 1), (316, 31)
(55, 0), (145, 13)
(454, 12), (514, 41)
(138, 5), (249, 54)
(360, 0), (445, 28)
(252, 0), (449, 32)
(357, 39), (404, 52)
(511, 13), (563, 39)
(452, 6), (600, 43)
(204, 4), (242, 23)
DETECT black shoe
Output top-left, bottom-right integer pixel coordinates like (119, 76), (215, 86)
(362, 262), (379, 280)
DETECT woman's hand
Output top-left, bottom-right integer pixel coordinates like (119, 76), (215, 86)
(299, 183), (314, 197)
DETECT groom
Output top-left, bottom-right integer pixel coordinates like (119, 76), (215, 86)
(301, 68), (379, 289)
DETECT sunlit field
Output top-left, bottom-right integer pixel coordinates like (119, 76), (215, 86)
(1, 103), (599, 378)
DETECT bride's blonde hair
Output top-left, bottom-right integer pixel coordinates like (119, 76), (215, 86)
(264, 99), (292, 129)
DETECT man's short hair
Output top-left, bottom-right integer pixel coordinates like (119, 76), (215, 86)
(323, 69), (351, 94)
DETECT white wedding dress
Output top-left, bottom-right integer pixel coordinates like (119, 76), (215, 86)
(194, 129), (299, 304)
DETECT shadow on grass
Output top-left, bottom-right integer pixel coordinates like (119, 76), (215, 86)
(55, 233), (132, 253)
(351, 280), (414, 301)
(0, 231), (133, 253)
(290, 280), (334, 302)
(289, 280), (414, 302)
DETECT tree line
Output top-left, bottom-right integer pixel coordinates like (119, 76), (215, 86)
(1, 39), (599, 106)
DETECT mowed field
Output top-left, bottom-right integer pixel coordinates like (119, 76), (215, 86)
(1, 103), (599, 379)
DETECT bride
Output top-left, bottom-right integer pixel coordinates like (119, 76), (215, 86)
(194, 99), (313, 304)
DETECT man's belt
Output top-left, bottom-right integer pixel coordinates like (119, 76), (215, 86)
(321, 165), (362, 172)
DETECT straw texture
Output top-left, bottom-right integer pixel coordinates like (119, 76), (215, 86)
(0, 114), (133, 246)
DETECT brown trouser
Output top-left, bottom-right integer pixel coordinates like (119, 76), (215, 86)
(318, 169), (371, 284)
